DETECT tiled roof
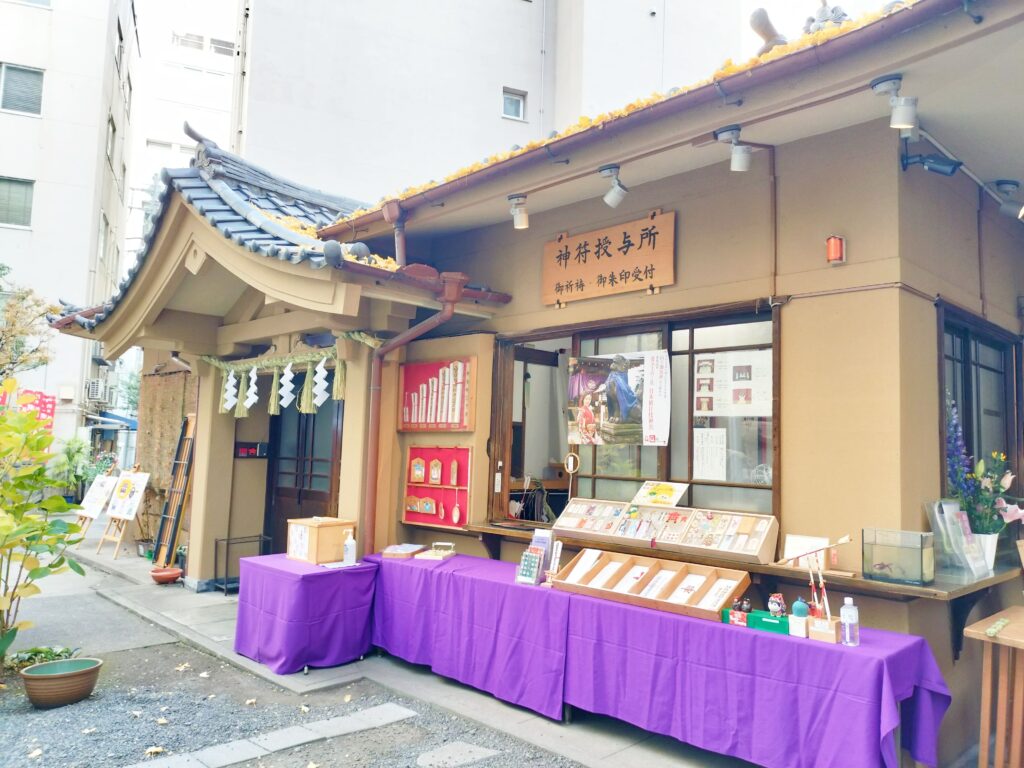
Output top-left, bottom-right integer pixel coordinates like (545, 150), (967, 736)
(52, 125), (370, 331)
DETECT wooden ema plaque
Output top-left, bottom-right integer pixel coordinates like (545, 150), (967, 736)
(542, 210), (675, 306)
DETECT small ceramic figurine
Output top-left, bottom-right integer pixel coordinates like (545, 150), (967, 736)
(791, 597), (810, 618)
(740, 598), (752, 613)
(768, 592), (787, 617)
(732, 597), (753, 613)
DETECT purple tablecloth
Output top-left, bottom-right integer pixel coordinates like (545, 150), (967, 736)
(366, 553), (570, 719)
(564, 594), (950, 768)
(234, 554), (377, 674)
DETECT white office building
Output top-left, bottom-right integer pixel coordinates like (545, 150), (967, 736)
(0, 0), (136, 441)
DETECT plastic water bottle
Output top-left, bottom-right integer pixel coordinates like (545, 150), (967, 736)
(841, 596), (860, 647)
(343, 532), (356, 566)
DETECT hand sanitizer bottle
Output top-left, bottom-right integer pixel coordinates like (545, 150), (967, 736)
(343, 531), (356, 566)
(841, 596), (860, 647)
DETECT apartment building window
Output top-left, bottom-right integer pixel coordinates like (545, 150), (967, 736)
(0, 177), (34, 227)
(172, 32), (204, 51)
(502, 88), (526, 121)
(210, 38), (234, 56)
(97, 212), (109, 269)
(106, 117), (116, 163)
(1, 64), (44, 115)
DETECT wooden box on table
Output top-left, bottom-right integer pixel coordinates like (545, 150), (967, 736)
(286, 517), (356, 564)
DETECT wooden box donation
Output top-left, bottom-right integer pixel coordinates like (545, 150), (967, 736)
(551, 548), (750, 622)
(553, 499), (779, 565)
(287, 517), (356, 564)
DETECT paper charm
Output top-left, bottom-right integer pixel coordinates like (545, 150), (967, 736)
(243, 367), (259, 409)
(279, 363), (296, 409)
(312, 357), (330, 407)
(223, 370), (239, 410)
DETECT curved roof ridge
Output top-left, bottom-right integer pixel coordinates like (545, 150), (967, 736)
(185, 122), (366, 215)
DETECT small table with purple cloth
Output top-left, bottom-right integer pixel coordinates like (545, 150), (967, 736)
(365, 553), (569, 719)
(234, 554), (377, 675)
(565, 594), (951, 768)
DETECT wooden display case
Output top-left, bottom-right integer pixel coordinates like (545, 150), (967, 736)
(552, 548), (750, 622)
(553, 498), (779, 565)
(398, 357), (475, 432)
(286, 517), (356, 564)
(402, 445), (472, 531)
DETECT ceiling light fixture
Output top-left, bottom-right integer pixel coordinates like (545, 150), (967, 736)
(508, 194), (529, 230)
(995, 180), (1024, 220)
(714, 124), (751, 172)
(598, 164), (629, 208)
(870, 74), (917, 130)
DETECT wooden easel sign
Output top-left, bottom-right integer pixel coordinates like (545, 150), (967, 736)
(74, 472), (118, 547)
(96, 471), (150, 559)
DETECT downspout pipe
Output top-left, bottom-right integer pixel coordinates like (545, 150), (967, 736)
(360, 271), (469, 555)
(382, 201), (407, 267)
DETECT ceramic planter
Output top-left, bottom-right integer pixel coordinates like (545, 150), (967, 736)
(150, 567), (183, 585)
(19, 658), (102, 708)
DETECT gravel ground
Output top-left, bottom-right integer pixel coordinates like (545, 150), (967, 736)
(0, 642), (580, 768)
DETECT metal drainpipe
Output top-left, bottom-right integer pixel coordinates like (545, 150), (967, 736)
(382, 201), (407, 267)
(360, 271), (469, 555)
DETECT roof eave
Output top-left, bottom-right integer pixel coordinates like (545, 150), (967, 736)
(317, 0), (962, 240)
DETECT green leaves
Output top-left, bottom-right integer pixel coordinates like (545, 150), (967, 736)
(67, 558), (85, 577)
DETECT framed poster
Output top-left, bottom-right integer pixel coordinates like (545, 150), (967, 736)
(78, 475), (118, 520)
(692, 349), (771, 418)
(106, 472), (150, 521)
(398, 357), (475, 432)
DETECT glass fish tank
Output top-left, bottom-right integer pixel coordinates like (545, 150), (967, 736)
(862, 528), (935, 586)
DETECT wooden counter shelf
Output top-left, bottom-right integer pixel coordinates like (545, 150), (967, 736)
(473, 521), (1022, 661)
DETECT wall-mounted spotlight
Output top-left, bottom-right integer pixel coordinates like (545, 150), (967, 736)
(713, 124), (751, 172)
(508, 194), (529, 230)
(901, 150), (962, 177)
(826, 235), (846, 266)
(995, 180), (1024, 220)
(870, 74), (917, 130)
(598, 164), (629, 208)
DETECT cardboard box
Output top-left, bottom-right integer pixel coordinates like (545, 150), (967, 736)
(286, 517), (356, 564)
(808, 616), (842, 644)
(788, 615), (809, 638)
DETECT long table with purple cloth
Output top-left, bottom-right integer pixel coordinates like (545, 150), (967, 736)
(366, 553), (949, 768)
(234, 554), (377, 674)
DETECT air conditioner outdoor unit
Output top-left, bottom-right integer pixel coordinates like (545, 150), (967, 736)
(85, 378), (108, 403)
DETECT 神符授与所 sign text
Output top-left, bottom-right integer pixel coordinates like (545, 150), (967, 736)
(541, 210), (675, 305)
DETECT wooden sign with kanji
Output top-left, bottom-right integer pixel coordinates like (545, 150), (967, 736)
(541, 210), (675, 306)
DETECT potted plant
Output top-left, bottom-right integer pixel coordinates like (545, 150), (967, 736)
(0, 381), (87, 663)
(945, 399), (1023, 569)
(49, 437), (90, 503)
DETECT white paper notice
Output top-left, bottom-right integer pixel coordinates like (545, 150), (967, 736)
(693, 349), (771, 418)
(288, 524), (309, 560)
(693, 428), (728, 481)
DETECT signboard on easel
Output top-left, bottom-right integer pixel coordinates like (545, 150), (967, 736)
(78, 475), (118, 520)
(96, 471), (150, 559)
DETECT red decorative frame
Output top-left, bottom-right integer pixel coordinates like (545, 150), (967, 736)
(402, 445), (472, 530)
(398, 357), (475, 432)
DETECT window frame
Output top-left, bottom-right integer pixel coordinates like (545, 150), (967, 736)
(0, 62), (44, 116)
(106, 116), (117, 164)
(0, 176), (35, 227)
(487, 301), (780, 528)
(501, 88), (526, 121)
(937, 300), (1023, 498)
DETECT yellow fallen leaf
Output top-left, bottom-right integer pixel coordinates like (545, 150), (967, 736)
(207, 694), (216, 700)
(300, 704), (309, 713)
(343, 694), (351, 703)
(198, 671), (210, 678)
(307, 763), (320, 768)
(27, 749), (42, 759)
(245, 698), (256, 706)
(160, 706), (168, 711)
(156, 717), (168, 725)
(145, 747), (165, 757)
(174, 662), (190, 672)
(81, 728), (97, 734)
(0, 683), (7, 690)
(130, 711), (142, 718)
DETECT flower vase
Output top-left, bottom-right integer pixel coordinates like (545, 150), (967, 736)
(975, 532), (999, 571)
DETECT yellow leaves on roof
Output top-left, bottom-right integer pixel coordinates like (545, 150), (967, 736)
(328, 1), (919, 230)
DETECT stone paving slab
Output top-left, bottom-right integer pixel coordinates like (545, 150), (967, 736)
(192, 738), (269, 767)
(249, 724), (321, 752)
(416, 741), (501, 767)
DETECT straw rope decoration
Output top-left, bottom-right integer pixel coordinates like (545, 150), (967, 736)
(198, 332), (383, 418)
